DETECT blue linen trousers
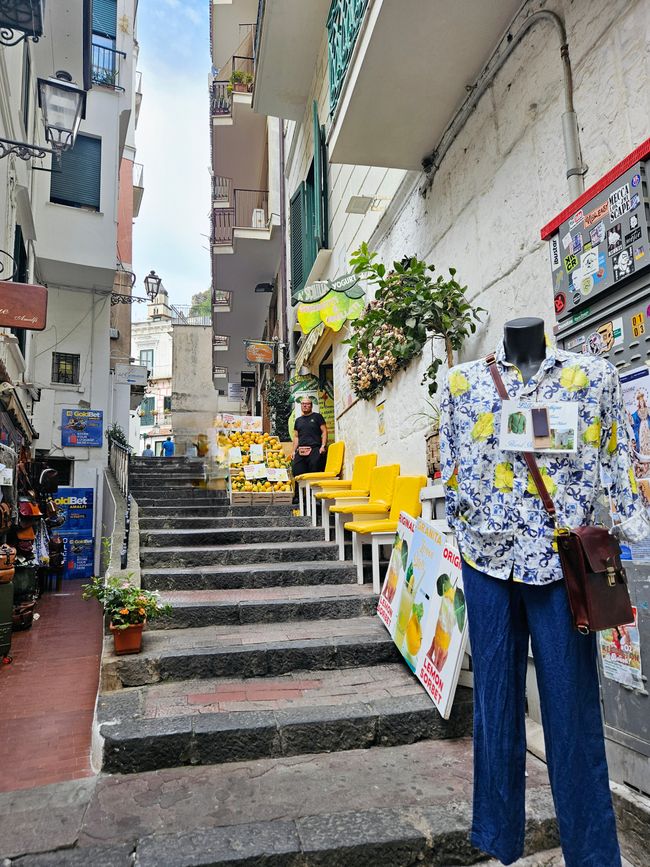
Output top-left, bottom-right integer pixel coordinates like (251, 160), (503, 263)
(461, 560), (621, 867)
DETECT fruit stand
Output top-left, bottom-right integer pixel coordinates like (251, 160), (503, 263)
(222, 430), (294, 505)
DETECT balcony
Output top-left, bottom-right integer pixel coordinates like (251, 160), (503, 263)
(326, 0), (522, 169)
(91, 41), (127, 91)
(212, 188), (270, 250)
(133, 162), (144, 217)
(211, 1), (259, 69)
(210, 56), (255, 125)
(171, 305), (212, 327)
(213, 289), (233, 313)
(135, 70), (143, 126)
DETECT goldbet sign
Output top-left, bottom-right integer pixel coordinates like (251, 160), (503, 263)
(0, 282), (48, 330)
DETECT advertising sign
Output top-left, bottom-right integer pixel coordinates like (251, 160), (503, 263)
(294, 271), (366, 334)
(61, 409), (103, 448)
(54, 487), (94, 534)
(241, 371), (256, 388)
(378, 514), (467, 719)
(62, 535), (95, 580)
(114, 364), (149, 386)
(0, 281), (48, 330)
(244, 341), (275, 364)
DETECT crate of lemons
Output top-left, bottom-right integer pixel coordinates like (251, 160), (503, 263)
(225, 431), (293, 498)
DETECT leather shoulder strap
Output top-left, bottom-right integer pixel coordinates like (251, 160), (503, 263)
(485, 355), (557, 521)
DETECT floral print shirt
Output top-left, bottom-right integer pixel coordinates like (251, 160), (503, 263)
(439, 340), (650, 585)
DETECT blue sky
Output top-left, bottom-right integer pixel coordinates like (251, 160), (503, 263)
(132, 0), (210, 316)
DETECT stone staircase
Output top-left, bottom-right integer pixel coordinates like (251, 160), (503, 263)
(93, 456), (559, 865)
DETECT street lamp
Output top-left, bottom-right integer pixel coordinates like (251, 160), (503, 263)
(0, 70), (86, 162)
(144, 270), (162, 302)
(37, 72), (87, 155)
(0, 0), (44, 47)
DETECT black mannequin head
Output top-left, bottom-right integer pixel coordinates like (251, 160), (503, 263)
(503, 317), (546, 385)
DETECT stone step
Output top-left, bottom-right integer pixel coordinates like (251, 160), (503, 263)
(130, 458), (204, 467)
(137, 503), (293, 517)
(140, 525), (326, 548)
(42, 742), (557, 866)
(151, 584), (378, 628)
(141, 559), (358, 591)
(101, 616), (398, 688)
(138, 514), (310, 530)
(133, 495), (229, 509)
(130, 480), (208, 490)
(139, 540), (340, 569)
(99, 682), (473, 773)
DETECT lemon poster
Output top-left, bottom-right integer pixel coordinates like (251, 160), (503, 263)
(379, 514), (468, 719)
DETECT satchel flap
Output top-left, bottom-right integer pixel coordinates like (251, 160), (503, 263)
(571, 526), (622, 573)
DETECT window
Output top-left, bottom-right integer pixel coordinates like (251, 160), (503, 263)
(290, 101), (328, 300)
(92, 0), (118, 88)
(51, 135), (102, 210)
(52, 353), (80, 385)
(21, 45), (30, 135)
(140, 396), (154, 427)
(163, 396), (172, 413)
(139, 349), (154, 372)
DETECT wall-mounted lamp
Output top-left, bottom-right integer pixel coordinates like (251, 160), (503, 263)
(0, 0), (44, 47)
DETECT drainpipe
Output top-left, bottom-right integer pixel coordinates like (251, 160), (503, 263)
(421, 9), (586, 201)
(279, 120), (292, 379)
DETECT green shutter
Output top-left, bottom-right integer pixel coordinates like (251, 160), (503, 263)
(313, 101), (322, 249)
(290, 184), (305, 299)
(93, 0), (117, 38)
(51, 135), (101, 210)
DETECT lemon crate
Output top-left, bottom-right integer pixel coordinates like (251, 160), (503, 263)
(230, 491), (252, 506)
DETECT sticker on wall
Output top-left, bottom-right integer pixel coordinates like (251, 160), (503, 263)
(595, 319), (620, 352)
(549, 235), (561, 271)
(554, 292), (567, 314)
(607, 223), (623, 257)
(580, 273), (594, 296)
(609, 182), (631, 222)
(631, 312), (645, 338)
(564, 253), (579, 273)
(584, 200), (609, 228)
(630, 192), (640, 210)
(562, 230), (572, 250)
(572, 291), (582, 306)
(589, 221), (606, 247)
(583, 331), (607, 356)
(565, 333), (586, 351)
(580, 247), (599, 278)
(613, 247), (635, 282)
(568, 209), (584, 230)
(635, 246), (645, 261)
(625, 226), (642, 246)
(571, 234), (583, 254)
(629, 212), (640, 231)
(631, 173), (641, 187)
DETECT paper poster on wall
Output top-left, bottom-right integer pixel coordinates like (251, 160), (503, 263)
(378, 514), (467, 719)
(63, 535), (95, 580)
(599, 607), (644, 690)
(54, 487), (94, 534)
(376, 401), (386, 437)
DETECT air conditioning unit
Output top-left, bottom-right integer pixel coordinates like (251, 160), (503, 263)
(251, 208), (266, 228)
(109, 327), (120, 339)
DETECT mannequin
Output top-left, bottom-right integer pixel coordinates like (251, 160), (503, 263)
(503, 317), (546, 384)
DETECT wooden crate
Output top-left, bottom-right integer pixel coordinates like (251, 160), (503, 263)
(230, 492), (252, 506)
(272, 491), (294, 505)
(250, 492), (273, 505)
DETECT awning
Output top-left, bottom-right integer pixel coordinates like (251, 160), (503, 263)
(294, 323), (326, 370)
(1, 389), (36, 441)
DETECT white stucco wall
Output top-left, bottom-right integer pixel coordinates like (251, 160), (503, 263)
(287, 0), (650, 475)
(171, 325), (219, 452)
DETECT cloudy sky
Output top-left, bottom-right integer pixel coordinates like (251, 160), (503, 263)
(132, 0), (210, 317)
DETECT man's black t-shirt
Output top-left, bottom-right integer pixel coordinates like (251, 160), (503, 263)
(294, 412), (326, 448)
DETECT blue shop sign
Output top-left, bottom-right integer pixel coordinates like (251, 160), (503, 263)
(55, 487), (94, 534)
(62, 534), (95, 580)
(61, 409), (103, 447)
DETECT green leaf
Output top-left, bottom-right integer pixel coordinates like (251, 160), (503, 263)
(405, 563), (414, 589)
(454, 587), (466, 631)
(436, 573), (452, 596)
(412, 602), (424, 621)
(401, 538), (409, 571)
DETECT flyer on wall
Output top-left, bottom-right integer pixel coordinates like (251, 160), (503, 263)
(378, 513), (468, 719)
(619, 366), (650, 561)
(599, 607), (644, 690)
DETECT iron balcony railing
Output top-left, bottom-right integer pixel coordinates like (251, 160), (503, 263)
(327, 0), (369, 114)
(211, 189), (269, 246)
(212, 289), (233, 312)
(170, 305), (212, 326)
(211, 80), (231, 116)
(213, 334), (229, 351)
(91, 41), (127, 90)
(212, 174), (232, 205)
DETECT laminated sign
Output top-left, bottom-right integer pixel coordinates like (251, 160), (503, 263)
(378, 513), (468, 718)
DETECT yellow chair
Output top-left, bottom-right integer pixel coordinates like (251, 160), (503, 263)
(310, 453), (377, 535)
(330, 464), (400, 559)
(345, 475), (427, 589)
(294, 441), (345, 517)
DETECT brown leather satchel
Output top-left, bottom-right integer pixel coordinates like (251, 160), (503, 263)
(486, 354), (633, 634)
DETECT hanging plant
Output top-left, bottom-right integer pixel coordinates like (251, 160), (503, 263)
(345, 243), (483, 398)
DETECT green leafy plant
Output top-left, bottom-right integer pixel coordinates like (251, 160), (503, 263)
(345, 243), (483, 398)
(106, 422), (131, 449)
(266, 378), (292, 441)
(82, 575), (171, 629)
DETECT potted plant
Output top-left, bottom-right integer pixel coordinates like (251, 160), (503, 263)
(243, 71), (254, 92)
(82, 575), (171, 655)
(230, 70), (247, 93)
(412, 400), (442, 480)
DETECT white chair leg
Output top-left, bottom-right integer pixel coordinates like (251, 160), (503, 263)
(323, 501), (331, 541)
(305, 483), (312, 517)
(298, 483), (305, 516)
(371, 537), (381, 593)
(311, 490), (318, 527)
(336, 513), (345, 560)
(352, 533), (364, 584)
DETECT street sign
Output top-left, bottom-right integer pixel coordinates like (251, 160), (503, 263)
(0, 281), (48, 330)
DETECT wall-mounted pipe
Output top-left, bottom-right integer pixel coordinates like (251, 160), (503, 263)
(421, 9), (587, 201)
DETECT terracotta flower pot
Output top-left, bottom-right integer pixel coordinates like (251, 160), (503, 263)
(110, 621), (144, 655)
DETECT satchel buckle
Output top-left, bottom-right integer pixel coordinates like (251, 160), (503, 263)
(606, 565), (618, 587)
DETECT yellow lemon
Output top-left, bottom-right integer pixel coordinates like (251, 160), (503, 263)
(449, 371), (470, 396)
(607, 422), (617, 454)
(582, 419), (601, 447)
(471, 412), (494, 440)
(494, 461), (514, 493)
(560, 366), (589, 391)
(526, 467), (557, 498)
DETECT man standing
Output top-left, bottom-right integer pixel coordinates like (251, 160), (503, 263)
(142, 442), (154, 457)
(292, 398), (327, 503)
(161, 436), (175, 458)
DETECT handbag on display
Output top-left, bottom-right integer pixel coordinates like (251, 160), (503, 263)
(38, 468), (59, 494)
(0, 566), (14, 584)
(0, 501), (11, 532)
(486, 354), (634, 634)
(0, 544), (16, 568)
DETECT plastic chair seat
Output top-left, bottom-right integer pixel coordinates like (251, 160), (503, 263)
(344, 519), (398, 534)
(311, 480), (353, 491)
(294, 470), (339, 482)
(330, 500), (390, 515)
(314, 488), (370, 501)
